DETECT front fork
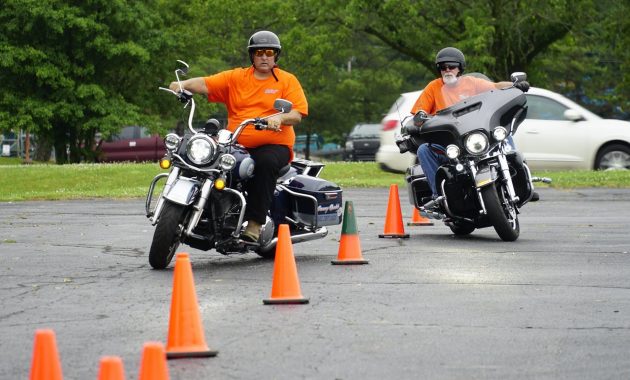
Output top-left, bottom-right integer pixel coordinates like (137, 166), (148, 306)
(148, 167), (181, 225)
(473, 153), (519, 215)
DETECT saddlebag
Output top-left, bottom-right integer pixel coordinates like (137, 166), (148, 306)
(283, 175), (343, 227)
(405, 164), (432, 208)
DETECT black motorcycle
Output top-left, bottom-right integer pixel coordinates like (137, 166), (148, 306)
(145, 61), (342, 269)
(396, 72), (550, 241)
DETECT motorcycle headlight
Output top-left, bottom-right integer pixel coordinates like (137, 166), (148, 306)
(218, 154), (236, 171)
(464, 132), (488, 155)
(164, 133), (181, 151)
(345, 141), (353, 150)
(492, 127), (508, 141)
(186, 134), (216, 165)
(446, 144), (460, 159)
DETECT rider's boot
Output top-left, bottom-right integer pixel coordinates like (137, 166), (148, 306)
(241, 220), (262, 243)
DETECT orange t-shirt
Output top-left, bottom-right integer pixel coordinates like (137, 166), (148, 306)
(203, 66), (308, 151)
(410, 76), (495, 115)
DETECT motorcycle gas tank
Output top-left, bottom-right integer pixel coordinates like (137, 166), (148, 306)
(228, 145), (255, 181)
(422, 87), (526, 140)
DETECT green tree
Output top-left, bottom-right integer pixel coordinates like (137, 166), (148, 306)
(0, 0), (175, 163)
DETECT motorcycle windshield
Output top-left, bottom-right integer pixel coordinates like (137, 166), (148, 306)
(421, 75), (526, 144)
(438, 75), (496, 111)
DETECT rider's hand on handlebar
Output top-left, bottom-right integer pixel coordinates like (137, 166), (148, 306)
(264, 116), (283, 132)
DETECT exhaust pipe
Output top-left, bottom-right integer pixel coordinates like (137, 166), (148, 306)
(258, 226), (328, 254)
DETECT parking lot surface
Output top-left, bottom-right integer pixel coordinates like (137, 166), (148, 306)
(1, 187), (629, 379)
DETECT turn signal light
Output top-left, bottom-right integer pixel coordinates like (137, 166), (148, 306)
(214, 178), (226, 190)
(159, 158), (171, 169)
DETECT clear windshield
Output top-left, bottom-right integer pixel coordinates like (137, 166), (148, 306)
(439, 74), (496, 110)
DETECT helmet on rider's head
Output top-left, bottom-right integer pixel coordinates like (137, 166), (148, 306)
(435, 47), (466, 75)
(247, 31), (282, 63)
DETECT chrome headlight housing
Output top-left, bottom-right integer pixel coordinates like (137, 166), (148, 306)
(186, 134), (216, 165)
(218, 154), (236, 171)
(464, 132), (489, 155)
(164, 133), (181, 151)
(492, 127), (508, 141)
(446, 144), (460, 159)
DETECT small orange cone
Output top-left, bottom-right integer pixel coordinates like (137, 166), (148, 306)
(29, 329), (63, 380)
(97, 356), (125, 380)
(378, 184), (410, 238)
(332, 201), (368, 265)
(166, 252), (218, 359)
(408, 207), (434, 226)
(263, 224), (309, 304)
(138, 342), (170, 380)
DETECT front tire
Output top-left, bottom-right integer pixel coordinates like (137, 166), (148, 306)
(481, 184), (520, 241)
(149, 202), (187, 269)
(447, 221), (475, 236)
(595, 144), (630, 170)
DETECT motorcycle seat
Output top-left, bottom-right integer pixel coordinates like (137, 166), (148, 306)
(278, 164), (291, 177)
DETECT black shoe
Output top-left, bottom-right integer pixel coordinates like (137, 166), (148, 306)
(530, 191), (540, 202)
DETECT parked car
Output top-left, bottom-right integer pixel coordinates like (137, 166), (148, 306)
(97, 126), (166, 162)
(375, 91), (421, 172)
(376, 87), (630, 172)
(344, 123), (381, 161)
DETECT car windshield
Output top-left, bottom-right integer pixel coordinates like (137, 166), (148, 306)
(350, 124), (381, 138)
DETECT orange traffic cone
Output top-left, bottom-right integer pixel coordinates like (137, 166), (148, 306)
(29, 329), (63, 380)
(138, 342), (170, 380)
(408, 207), (434, 226)
(263, 224), (309, 304)
(332, 201), (369, 265)
(378, 184), (410, 238)
(166, 252), (218, 359)
(97, 356), (125, 380)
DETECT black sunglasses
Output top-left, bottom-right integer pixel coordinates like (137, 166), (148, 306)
(438, 63), (459, 71)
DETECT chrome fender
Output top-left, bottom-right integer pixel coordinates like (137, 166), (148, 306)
(164, 177), (201, 206)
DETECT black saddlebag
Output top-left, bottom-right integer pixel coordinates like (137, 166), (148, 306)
(405, 164), (432, 208)
(284, 175), (342, 226)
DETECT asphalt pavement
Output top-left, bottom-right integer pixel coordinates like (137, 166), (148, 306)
(1, 187), (629, 379)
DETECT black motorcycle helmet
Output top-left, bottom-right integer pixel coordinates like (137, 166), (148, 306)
(435, 47), (466, 75)
(247, 31), (282, 63)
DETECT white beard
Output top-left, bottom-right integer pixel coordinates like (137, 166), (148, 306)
(442, 74), (458, 85)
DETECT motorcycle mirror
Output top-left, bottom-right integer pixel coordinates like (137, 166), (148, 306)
(510, 72), (527, 83)
(273, 98), (293, 113)
(176, 60), (189, 75)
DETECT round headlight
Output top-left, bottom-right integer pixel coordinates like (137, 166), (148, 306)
(164, 133), (181, 151)
(464, 132), (488, 155)
(492, 127), (508, 141)
(219, 154), (236, 171)
(186, 135), (215, 165)
(446, 144), (460, 159)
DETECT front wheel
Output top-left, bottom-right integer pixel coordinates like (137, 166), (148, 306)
(595, 144), (630, 170)
(481, 184), (520, 241)
(447, 221), (475, 236)
(149, 202), (187, 269)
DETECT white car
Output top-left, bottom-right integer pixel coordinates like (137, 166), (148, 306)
(375, 87), (630, 172)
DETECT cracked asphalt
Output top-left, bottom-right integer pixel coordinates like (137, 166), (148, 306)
(1, 187), (629, 379)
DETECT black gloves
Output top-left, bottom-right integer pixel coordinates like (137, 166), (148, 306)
(514, 80), (530, 92)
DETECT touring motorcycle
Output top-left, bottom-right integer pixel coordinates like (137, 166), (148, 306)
(396, 72), (550, 241)
(145, 61), (343, 269)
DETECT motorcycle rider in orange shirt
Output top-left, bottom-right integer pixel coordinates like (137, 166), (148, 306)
(410, 47), (530, 206)
(169, 31), (308, 242)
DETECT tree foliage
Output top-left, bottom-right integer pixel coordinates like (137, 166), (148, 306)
(0, 0), (627, 163)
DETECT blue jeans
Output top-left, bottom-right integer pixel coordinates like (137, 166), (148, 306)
(417, 143), (449, 196)
(417, 137), (517, 196)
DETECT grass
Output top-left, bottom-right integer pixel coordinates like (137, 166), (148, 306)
(0, 157), (629, 202)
